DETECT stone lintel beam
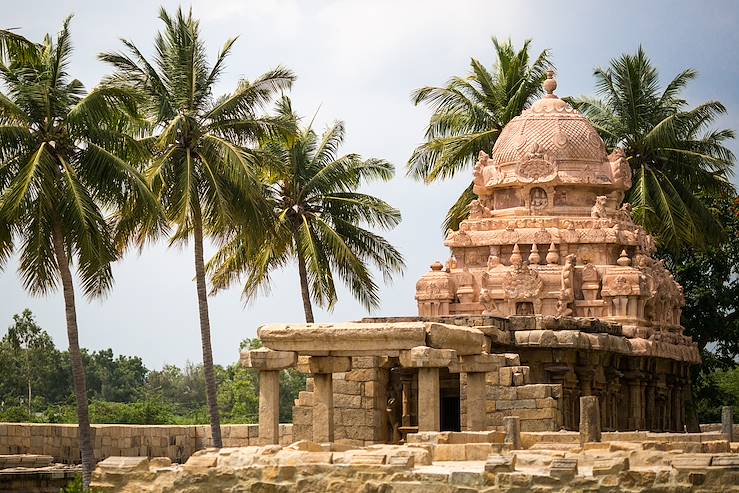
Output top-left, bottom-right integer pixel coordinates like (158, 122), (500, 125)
(257, 322), (427, 353)
(449, 353), (505, 374)
(297, 355), (352, 374)
(425, 323), (485, 355)
(399, 346), (456, 368)
(240, 347), (297, 371)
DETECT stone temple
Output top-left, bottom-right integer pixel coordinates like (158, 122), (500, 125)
(240, 72), (701, 449)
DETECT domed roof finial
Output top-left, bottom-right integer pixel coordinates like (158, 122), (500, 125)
(543, 69), (557, 98)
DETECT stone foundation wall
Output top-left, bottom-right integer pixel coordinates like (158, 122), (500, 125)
(0, 423), (293, 464)
(293, 356), (387, 446)
(460, 355), (562, 432)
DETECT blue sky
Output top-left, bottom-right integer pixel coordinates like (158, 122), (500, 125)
(1, 0), (738, 368)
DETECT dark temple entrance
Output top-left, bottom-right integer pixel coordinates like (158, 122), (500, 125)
(440, 368), (461, 432)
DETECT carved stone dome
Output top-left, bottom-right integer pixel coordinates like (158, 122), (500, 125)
(473, 71), (625, 195)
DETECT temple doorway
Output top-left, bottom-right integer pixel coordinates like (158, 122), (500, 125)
(440, 368), (461, 432)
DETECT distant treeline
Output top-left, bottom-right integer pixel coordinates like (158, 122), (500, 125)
(0, 310), (304, 425)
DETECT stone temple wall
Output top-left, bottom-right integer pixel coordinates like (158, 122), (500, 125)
(0, 423), (293, 464)
(293, 356), (389, 446)
(293, 354), (563, 444)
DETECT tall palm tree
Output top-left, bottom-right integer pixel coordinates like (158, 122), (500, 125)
(0, 18), (156, 487)
(569, 48), (735, 250)
(99, 7), (294, 447)
(208, 97), (405, 322)
(409, 37), (551, 231)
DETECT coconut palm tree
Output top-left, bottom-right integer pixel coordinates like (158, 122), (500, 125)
(0, 18), (156, 487)
(208, 97), (405, 322)
(408, 37), (552, 231)
(99, 7), (294, 447)
(570, 48), (735, 250)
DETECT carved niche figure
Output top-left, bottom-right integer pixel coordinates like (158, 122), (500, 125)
(503, 262), (544, 307)
(474, 150), (504, 187)
(581, 262), (600, 301)
(557, 254), (576, 316)
(469, 199), (493, 219)
(517, 142), (557, 182)
(617, 202), (633, 222)
(480, 289), (503, 316)
(529, 187), (548, 211)
(608, 148), (632, 189)
(455, 266), (476, 303)
(591, 195), (609, 219)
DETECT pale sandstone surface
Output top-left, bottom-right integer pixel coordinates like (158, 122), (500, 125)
(89, 438), (739, 492)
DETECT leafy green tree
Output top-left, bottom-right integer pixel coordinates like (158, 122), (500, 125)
(408, 38), (551, 231)
(4, 309), (57, 415)
(570, 48), (735, 250)
(209, 97), (405, 321)
(81, 349), (147, 402)
(0, 19), (155, 485)
(99, 7), (294, 447)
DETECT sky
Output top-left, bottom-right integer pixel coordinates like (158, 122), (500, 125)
(1, 0), (738, 369)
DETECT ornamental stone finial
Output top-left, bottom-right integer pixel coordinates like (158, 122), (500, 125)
(544, 69), (557, 97)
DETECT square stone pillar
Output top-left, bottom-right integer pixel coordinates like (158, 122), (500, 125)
(258, 370), (280, 444)
(313, 373), (334, 443)
(298, 356), (352, 443)
(240, 348), (297, 445)
(400, 346), (456, 432)
(466, 372), (487, 431)
(450, 353), (503, 432)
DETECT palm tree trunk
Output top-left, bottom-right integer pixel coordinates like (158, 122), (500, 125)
(51, 218), (94, 488)
(192, 204), (223, 448)
(296, 247), (315, 323)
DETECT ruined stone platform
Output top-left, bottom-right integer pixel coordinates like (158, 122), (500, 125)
(90, 434), (739, 492)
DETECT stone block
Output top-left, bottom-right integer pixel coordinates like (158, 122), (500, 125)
(352, 356), (379, 369)
(499, 366), (529, 386)
(503, 353), (520, 366)
(592, 457), (629, 475)
(345, 369), (378, 382)
(425, 323), (485, 355)
(496, 399), (536, 410)
(711, 455), (739, 467)
(515, 385), (550, 400)
(464, 443), (492, 460)
(671, 454), (712, 470)
(97, 456), (150, 474)
(536, 397), (558, 409)
(298, 356), (352, 374)
(550, 458), (578, 479)
(240, 348), (297, 370)
(452, 353), (504, 373)
(333, 379), (361, 395)
(400, 346), (456, 368)
(432, 444), (467, 461)
(335, 394), (361, 409)
(485, 454), (516, 473)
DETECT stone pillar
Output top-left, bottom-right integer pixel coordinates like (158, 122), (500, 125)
(298, 356), (352, 444)
(451, 353), (502, 432)
(313, 373), (334, 442)
(399, 372), (414, 428)
(400, 346), (456, 433)
(418, 368), (441, 431)
(503, 416), (521, 450)
(579, 395), (601, 445)
(259, 370), (280, 444)
(722, 406), (734, 442)
(466, 372), (486, 431)
(241, 348), (297, 445)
